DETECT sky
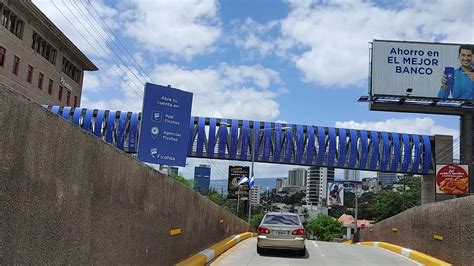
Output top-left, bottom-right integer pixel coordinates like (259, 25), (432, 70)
(33, 0), (472, 180)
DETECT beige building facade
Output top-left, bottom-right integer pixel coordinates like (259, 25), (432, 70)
(0, 0), (97, 106)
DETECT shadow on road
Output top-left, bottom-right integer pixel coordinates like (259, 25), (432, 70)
(259, 248), (309, 259)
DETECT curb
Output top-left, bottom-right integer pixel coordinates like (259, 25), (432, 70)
(357, 241), (451, 266)
(176, 232), (257, 265)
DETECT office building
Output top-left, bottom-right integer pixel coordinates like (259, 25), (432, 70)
(194, 164), (211, 195)
(287, 168), (307, 187)
(0, 0), (97, 106)
(377, 172), (398, 186)
(344, 169), (360, 181)
(250, 184), (261, 205)
(306, 167), (334, 206)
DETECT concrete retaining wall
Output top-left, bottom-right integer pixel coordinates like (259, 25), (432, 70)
(360, 196), (474, 265)
(0, 85), (250, 265)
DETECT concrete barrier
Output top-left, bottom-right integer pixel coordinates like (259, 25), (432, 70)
(357, 242), (451, 266)
(0, 85), (250, 265)
(177, 232), (257, 265)
(359, 196), (474, 265)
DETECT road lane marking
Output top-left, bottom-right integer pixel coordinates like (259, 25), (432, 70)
(312, 241), (319, 248)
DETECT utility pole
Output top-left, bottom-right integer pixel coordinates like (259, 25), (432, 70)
(248, 129), (255, 224)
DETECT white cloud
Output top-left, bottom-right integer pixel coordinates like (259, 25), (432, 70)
(236, 0), (473, 87)
(150, 64), (282, 120)
(120, 0), (221, 59)
(231, 18), (279, 57)
(335, 117), (460, 161)
(178, 158), (295, 180)
(335, 117), (458, 137)
(81, 63), (283, 120)
(32, 0), (117, 57)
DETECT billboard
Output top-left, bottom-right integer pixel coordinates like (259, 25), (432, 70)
(227, 166), (250, 199)
(137, 83), (193, 167)
(327, 182), (344, 207)
(371, 40), (474, 100)
(436, 164), (469, 195)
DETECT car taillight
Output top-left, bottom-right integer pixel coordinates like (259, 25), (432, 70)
(292, 229), (305, 235)
(258, 227), (270, 234)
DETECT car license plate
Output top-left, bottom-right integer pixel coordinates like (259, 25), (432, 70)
(275, 230), (287, 235)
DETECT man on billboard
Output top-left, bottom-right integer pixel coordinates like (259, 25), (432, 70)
(438, 44), (474, 100)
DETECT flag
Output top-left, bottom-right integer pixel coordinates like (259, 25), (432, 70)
(236, 175), (249, 186)
(249, 174), (255, 189)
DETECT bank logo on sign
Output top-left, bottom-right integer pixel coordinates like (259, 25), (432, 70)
(152, 111), (162, 122)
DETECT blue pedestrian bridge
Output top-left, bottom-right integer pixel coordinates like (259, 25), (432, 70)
(44, 105), (433, 174)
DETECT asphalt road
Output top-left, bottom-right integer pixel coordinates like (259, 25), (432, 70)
(210, 237), (419, 266)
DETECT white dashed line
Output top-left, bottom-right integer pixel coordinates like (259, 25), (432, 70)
(312, 241), (319, 248)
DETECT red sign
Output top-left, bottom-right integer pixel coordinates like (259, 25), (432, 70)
(436, 164), (469, 195)
(360, 223), (366, 230)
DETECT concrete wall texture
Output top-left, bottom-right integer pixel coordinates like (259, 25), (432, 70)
(0, 85), (250, 265)
(360, 195), (474, 265)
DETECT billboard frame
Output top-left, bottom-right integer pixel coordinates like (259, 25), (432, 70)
(368, 39), (474, 114)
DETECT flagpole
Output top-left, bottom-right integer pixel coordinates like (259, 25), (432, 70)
(237, 185), (241, 215)
(248, 129), (255, 225)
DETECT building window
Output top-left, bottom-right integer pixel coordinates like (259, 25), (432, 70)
(66, 90), (71, 106)
(31, 31), (57, 65)
(12, 55), (20, 75)
(48, 79), (54, 95)
(58, 86), (63, 101)
(0, 46), (5, 67)
(37, 72), (44, 90)
(27, 65), (33, 83)
(74, 96), (78, 107)
(1, 5), (24, 39)
(62, 57), (81, 83)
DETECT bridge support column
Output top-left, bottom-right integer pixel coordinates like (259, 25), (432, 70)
(460, 112), (473, 195)
(421, 175), (435, 204)
(426, 135), (454, 203)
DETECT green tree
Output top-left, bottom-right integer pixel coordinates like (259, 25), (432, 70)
(307, 215), (343, 242)
(344, 191), (356, 208)
(302, 208), (310, 221)
(250, 213), (264, 230)
(373, 175), (421, 222)
(208, 187), (225, 205)
(168, 173), (193, 188)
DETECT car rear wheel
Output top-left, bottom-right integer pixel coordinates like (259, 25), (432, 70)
(257, 246), (266, 255)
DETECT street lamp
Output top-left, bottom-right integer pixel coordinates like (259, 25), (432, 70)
(219, 121), (291, 224)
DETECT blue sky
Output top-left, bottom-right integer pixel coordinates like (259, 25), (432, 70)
(34, 0), (472, 180)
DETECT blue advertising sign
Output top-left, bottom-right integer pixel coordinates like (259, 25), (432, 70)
(137, 83), (193, 167)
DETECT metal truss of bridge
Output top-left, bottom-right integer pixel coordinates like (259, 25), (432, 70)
(44, 105), (433, 174)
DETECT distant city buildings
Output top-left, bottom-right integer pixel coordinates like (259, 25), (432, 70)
(306, 167), (334, 206)
(362, 177), (381, 192)
(281, 168), (307, 195)
(276, 178), (283, 191)
(194, 164), (211, 195)
(377, 172), (398, 186)
(250, 185), (261, 205)
(344, 169), (360, 181)
(288, 168), (307, 187)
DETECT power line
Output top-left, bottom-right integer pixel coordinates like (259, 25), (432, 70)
(49, 0), (144, 99)
(69, 0), (149, 85)
(59, 0), (145, 96)
(82, 0), (154, 83)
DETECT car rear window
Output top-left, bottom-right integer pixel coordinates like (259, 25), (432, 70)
(262, 214), (300, 225)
